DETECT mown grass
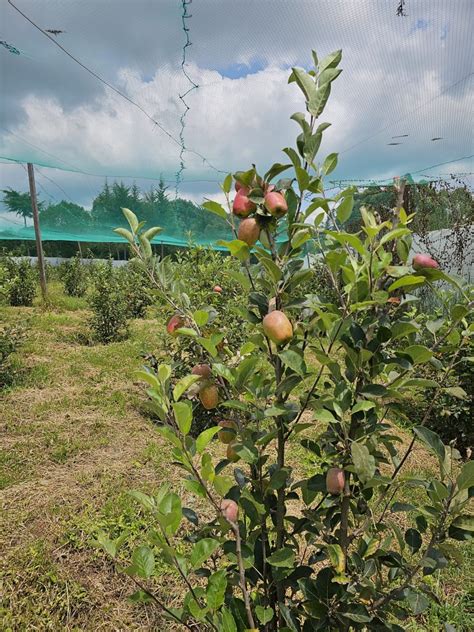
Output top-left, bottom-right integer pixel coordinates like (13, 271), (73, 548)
(0, 281), (472, 630)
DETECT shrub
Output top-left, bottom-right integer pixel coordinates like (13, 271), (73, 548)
(61, 254), (88, 297)
(117, 261), (154, 319)
(97, 52), (473, 631)
(4, 258), (36, 306)
(88, 261), (128, 343)
(0, 323), (26, 388)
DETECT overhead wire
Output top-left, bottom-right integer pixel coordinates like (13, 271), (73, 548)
(6, 0), (226, 176)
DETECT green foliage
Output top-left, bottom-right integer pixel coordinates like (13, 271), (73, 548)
(101, 51), (473, 631)
(60, 253), (88, 297)
(1, 187), (38, 226)
(88, 261), (128, 343)
(2, 257), (37, 306)
(117, 261), (154, 319)
(0, 321), (26, 388)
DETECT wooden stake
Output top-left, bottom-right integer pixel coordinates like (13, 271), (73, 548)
(27, 163), (47, 299)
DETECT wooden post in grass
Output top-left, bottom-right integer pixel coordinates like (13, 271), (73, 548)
(27, 162), (47, 299)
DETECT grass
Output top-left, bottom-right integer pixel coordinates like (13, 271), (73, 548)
(0, 281), (472, 630)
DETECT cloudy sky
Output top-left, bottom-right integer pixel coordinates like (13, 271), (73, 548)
(0, 0), (472, 232)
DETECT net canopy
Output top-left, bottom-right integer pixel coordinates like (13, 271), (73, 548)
(0, 0), (472, 244)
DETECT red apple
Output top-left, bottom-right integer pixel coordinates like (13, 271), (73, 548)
(218, 420), (237, 444)
(166, 314), (184, 336)
(238, 217), (260, 246)
(213, 285), (223, 293)
(412, 253), (439, 270)
(262, 310), (293, 345)
(233, 192), (256, 217)
(221, 498), (239, 523)
(235, 182), (250, 196)
(199, 383), (219, 409)
(191, 364), (212, 380)
(326, 467), (345, 495)
(264, 191), (288, 217)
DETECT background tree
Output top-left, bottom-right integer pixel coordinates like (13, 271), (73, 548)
(1, 188), (40, 227)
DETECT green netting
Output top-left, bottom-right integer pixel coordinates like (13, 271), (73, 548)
(0, 1), (472, 245)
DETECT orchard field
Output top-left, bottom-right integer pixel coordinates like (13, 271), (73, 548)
(1, 269), (472, 631)
(1, 50), (473, 632)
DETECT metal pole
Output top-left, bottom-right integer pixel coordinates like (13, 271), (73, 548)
(27, 163), (47, 299)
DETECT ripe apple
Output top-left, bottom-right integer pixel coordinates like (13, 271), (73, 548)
(412, 253), (439, 270)
(326, 467), (345, 495)
(226, 442), (240, 462)
(235, 182), (250, 196)
(191, 363), (212, 380)
(233, 192), (256, 217)
(238, 217), (260, 246)
(199, 383), (219, 409)
(262, 310), (293, 345)
(221, 498), (239, 523)
(213, 285), (223, 293)
(166, 314), (184, 336)
(264, 191), (288, 217)
(218, 420), (237, 444)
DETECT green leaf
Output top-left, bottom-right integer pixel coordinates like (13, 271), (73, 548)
(130, 545), (155, 579)
(360, 384), (387, 397)
(405, 345), (433, 365)
(325, 230), (365, 256)
(267, 547), (295, 568)
(173, 375), (201, 401)
(413, 426), (445, 463)
(326, 544), (345, 573)
(292, 228), (312, 250)
(279, 602), (300, 632)
(405, 528), (422, 553)
(113, 227), (134, 243)
(202, 200), (227, 219)
(217, 239), (250, 261)
(220, 608), (237, 632)
(193, 309), (209, 327)
(379, 227), (411, 246)
(196, 426), (221, 453)
(135, 370), (161, 391)
(121, 207), (139, 233)
(388, 275), (425, 291)
(264, 162), (292, 182)
(256, 605), (274, 625)
(457, 460), (474, 491)
(352, 401), (375, 414)
(129, 490), (155, 512)
(222, 173), (232, 194)
(444, 386), (468, 399)
(351, 442), (376, 483)
(336, 196), (354, 223)
(322, 153), (338, 176)
(450, 515), (474, 532)
(319, 49), (342, 73)
(279, 349), (307, 376)
(172, 401), (192, 435)
(406, 589), (430, 615)
(190, 538), (220, 569)
(206, 570), (227, 610)
(213, 475), (234, 496)
(159, 492), (182, 535)
(291, 67), (317, 102)
(142, 226), (162, 241)
(93, 531), (117, 558)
